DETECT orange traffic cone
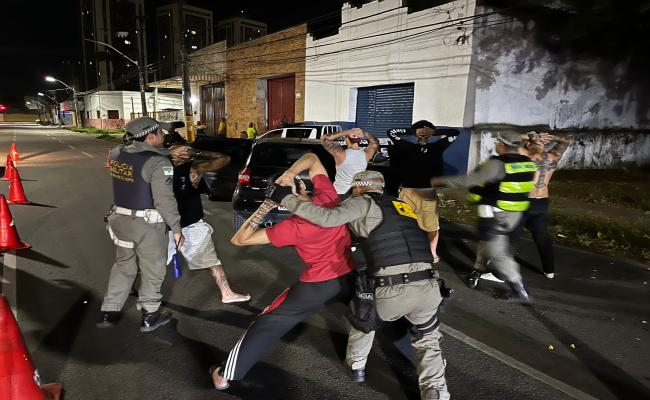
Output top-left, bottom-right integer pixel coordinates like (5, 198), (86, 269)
(7, 169), (31, 205)
(104, 148), (112, 168)
(0, 195), (30, 251)
(3, 155), (16, 181)
(0, 295), (62, 400)
(9, 143), (20, 162)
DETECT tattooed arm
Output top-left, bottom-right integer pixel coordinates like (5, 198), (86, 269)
(230, 199), (277, 246)
(363, 130), (380, 162)
(190, 151), (231, 188)
(322, 128), (361, 164)
(548, 134), (572, 159)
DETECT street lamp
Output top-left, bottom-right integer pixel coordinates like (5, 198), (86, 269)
(85, 38), (148, 116)
(45, 75), (80, 128)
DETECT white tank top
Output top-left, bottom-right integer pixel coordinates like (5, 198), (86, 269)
(334, 148), (368, 194)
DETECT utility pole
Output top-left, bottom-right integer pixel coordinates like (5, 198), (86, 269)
(136, 10), (148, 116)
(79, 0), (89, 91)
(176, 0), (194, 141)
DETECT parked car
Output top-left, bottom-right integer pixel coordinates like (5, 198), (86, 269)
(231, 137), (391, 230)
(255, 124), (342, 140)
(191, 135), (254, 201)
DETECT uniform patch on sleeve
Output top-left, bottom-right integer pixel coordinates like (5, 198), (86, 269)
(163, 166), (174, 176)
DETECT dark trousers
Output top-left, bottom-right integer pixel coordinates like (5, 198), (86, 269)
(221, 274), (352, 381)
(510, 198), (555, 274)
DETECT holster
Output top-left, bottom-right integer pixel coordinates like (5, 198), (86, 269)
(348, 269), (382, 334)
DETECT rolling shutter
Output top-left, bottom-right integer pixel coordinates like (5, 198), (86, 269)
(355, 83), (414, 138)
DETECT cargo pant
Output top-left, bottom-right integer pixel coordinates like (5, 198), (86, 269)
(100, 213), (167, 313)
(475, 210), (522, 284)
(346, 262), (449, 400)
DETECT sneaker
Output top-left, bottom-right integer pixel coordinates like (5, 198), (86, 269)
(140, 310), (171, 332)
(544, 272), (555, 279)
(352, 368), (366, 384)
(96, 311), (121, 328)
(480, 272), (505, 283)
(508, 281), (531, 303)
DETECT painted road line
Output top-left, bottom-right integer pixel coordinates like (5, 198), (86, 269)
(68, 145), (77, 150)
(1, 252), (18, 318)
(81, 151), (94, 158)
(440, 324), (600, 400)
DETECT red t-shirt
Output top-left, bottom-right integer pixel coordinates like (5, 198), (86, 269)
(266, 174), (354, 282)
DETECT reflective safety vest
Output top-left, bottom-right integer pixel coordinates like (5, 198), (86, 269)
(358, 194), (433, 274)
(109, 146), (156, 210)
(468, 154), (536, 212)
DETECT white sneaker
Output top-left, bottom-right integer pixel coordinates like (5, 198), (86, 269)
(544, 273), (555, 279)
(480, 272), (505, 283)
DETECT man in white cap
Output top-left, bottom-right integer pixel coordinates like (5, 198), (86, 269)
(98, 116), (184, 332)
(272, 169), (450, 400)
(430, 130), (536, 301)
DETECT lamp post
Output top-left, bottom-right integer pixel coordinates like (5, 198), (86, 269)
(45, 76), (80, 128)
(84, 38), (147, 116)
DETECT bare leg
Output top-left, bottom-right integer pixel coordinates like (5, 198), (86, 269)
(428, 230), (440, 263)
(210, 264), (250, 303)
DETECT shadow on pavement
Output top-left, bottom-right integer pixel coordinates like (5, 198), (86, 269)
(527, 306), (650, 399)
(17, 249), (71, 268)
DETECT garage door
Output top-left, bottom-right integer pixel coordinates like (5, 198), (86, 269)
(201, 82), (225, 135)
(355, 83), (415, 138)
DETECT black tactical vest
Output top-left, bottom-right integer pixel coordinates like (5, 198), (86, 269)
(173, 162), (204, 228)
(109, 146), (155, 210)
(468, 153), (536, 212)
(358, 194), (433, 274)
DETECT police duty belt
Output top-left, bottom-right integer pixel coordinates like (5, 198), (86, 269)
(375, 268), (439, 287)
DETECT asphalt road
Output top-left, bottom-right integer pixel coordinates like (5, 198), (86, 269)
(1, 123), (648, 400)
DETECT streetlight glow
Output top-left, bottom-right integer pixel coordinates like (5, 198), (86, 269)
(38, 92), (44, 96)
(45, 76), (56, 82)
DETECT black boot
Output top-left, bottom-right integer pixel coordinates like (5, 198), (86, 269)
(466, 271), (481, 289)
(351, 368), (366, 384)
(96, 311), (121, 328)
(140, 310), (171, 332)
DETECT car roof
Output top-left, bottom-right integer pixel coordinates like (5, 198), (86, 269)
(255, 137), (323, 145)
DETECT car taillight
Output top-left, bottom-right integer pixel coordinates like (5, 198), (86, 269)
(238, 167), (251, 185)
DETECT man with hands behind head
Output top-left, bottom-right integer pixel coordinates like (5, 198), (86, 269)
(322, 127), (379, 195)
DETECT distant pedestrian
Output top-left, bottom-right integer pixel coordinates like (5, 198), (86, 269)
(431, 131), (536, 301)
(166, 134), (250, 303)
(322, 127), (379, 195)
(98, 116), (184, 332)
(387, 120), (459, 262)
(246, 122), (257, 139)
(510, 132), (572, 279)
(217, 118), (227, 136)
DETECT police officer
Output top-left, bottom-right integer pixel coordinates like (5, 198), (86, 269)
(275, 170), (450, 400)
(97, 116), (184, 332)
(430, 131), (536, 301)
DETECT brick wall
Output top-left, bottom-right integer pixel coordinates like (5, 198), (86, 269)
(224, 24), (306, 137)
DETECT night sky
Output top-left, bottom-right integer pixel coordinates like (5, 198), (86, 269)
(0, 0), (346, 111)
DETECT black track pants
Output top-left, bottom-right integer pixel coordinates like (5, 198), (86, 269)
(510, 198), (555, 274)
(221, 274), (352, 381)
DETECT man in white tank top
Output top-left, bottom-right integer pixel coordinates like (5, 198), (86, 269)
(322, 128), (380, 195)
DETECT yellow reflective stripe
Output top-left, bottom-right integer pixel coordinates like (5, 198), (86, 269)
(504, 162), (537, 174)
(499, 181), (535, 194)
(468, 193), (482, 203)
(496, 200), (530, 212)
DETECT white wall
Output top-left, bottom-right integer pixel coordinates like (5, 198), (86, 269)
(83, 91), (182, 120)
(305, 0), (476, 127)
(469, 11), (648, 130)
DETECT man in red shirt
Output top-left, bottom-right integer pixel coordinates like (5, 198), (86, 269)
(209, 152), (354, 390)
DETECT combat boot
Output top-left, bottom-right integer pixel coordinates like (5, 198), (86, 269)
(140, 310), (171, 332)
(351, 368), (366, 384)
(466, 271), (481, 289)
(96, 311), (121, 328)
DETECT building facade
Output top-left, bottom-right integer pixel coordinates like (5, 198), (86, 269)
(156, 3), (213, 79)
(216, 17), (267, 47)
(82, 90), (182, 129)
(80, 0), (148, 91)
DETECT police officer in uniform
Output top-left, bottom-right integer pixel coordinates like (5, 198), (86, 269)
(275, 170), (450, 400)
(98, 116), (184, 332)
(431, 131), (536, 301)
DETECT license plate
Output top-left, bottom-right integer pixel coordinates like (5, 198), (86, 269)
(277, 206), (288, 211)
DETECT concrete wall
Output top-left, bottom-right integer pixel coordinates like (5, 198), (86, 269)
(304, 0), (476, 128)
(225, 25), (306, 137)
(82, 91), (182, 126)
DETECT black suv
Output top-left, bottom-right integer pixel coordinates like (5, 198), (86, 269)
(231, 137), (391, 230)
(191, 135), (254, 201)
